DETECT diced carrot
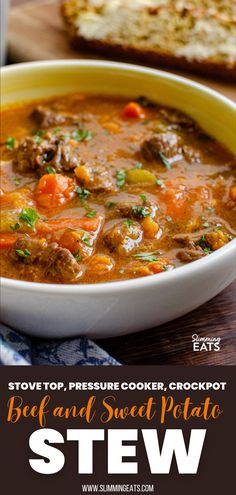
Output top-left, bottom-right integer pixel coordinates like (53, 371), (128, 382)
(35, 174), (76, 209)
(44, 216), (102, 233)
(123, 102), (145, 119)
(0, 233), (19, 249)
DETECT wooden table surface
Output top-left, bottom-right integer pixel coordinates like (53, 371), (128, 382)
(9, 0), (236, 365)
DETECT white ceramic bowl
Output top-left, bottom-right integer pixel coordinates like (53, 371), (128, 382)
(1, 61), (236, 338)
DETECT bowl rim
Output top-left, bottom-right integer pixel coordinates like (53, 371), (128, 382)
(1, 239), (236, 294)
(1, 59), (236, 294)
(2, 59), (236, 111)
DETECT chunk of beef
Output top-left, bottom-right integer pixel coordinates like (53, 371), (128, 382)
(182, 145), (201, 163)
(31, 106), (69, 128)
(104, 221), (143, 255)
(9, 238), (46, 264)
(174, 233), (206, 262)
(173, 234), (193, 247)
(141, 132), (182, 161)
(115, 201), (157, 219)
(88, 166), (115, 193)
(174, 229), (230, 263)
(10, 237), (82, 281)
(177, 247), (206, 262)
(75, 163), (115, 193)
(14, 131), (80, 174)
(40, 243), (82, 281)
(159, 108), (195, 130)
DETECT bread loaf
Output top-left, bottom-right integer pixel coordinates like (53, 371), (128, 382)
(61, 0), (236, 80)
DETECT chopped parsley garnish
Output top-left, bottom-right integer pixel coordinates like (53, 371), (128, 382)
(202, 221), (210, 228)
(85, 210), (97, 218)
(132, 205), (150, 218)
(52, 127), (61, 135)
(140, 194), (147, 204)
(207, 206), (215, 212)
(124, 219), (133, 229)
(74, 252), (82, 262)
(133, 251), (161, 262)
(45, 166), (56, 174)
(15, 249), (31, 258)
(166, 216), (173, 222)
(19, 208), (40, 229)
(156, 178), (164, 187)
(12, 176), (21, 186)
(81, 233), (92, 247)
(33, 130), (45, 144)
(10, 223), (20, 231)
(196, 235), (207, 249)
(116, 170), (126, 188)
(135, 162), (142, 169)
(76, 186), (90, 201)
(71, 129), (93, 142)
(203, 247), (212, 254)
(163, 264), (172, 271)
(158, 152), (172, 169)
(106, 201), (116, 208)
(6, 136), (16, 150)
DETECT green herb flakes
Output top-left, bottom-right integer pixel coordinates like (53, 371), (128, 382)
(85, 210), (97, 218)
(45, 166), (56, 174)
(52, 127), (61, 135)
(156, 178), (164, 187)
(6, 137), (16, 150)
(140, 194), (147, 204)
(71, 129), (93, 142)
(33, 130), (45, 144)
(76, 186), (90, 201)
(10, 223), (20, 231)
(116, 170), (126, 188)
(19, 208), (40, 229)
(124, 219), (133, 229)
(12, 176), (21, 186)
(106, 201), (116, 209)
(15, 249), (31, 258)
(132, 206), (150, 218)
(74, 252), (82, 262)
(133, 251), (161, 262)
(203, 247), (212, 254)
(81, 233), (92, 247)
(158, 152), (172, 169)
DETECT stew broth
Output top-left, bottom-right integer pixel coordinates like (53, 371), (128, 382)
(1, 94), (235, 284)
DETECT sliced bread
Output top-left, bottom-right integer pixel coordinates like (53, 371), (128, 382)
(61, 0), (236, 80)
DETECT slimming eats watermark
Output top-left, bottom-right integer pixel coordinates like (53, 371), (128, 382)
(192, 334), (221, 352)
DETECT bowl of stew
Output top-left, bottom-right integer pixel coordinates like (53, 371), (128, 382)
(1, 60), (236, 338)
